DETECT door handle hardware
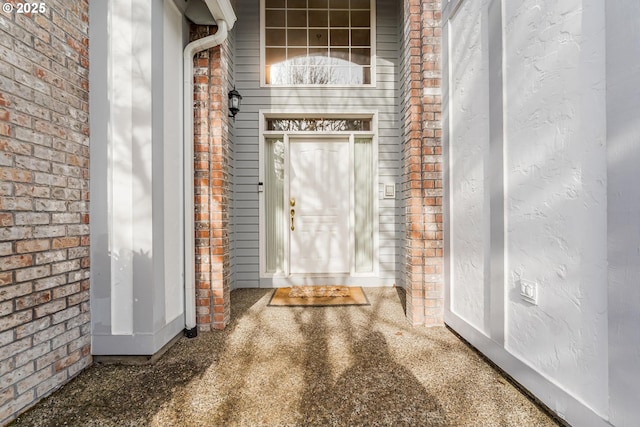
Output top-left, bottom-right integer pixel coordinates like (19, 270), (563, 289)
(290, 208), (295, 231)
(290, 198), (296, 207)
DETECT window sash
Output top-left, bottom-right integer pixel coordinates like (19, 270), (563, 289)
(265, 139), (285, 273)
(263, 0), (373, 85)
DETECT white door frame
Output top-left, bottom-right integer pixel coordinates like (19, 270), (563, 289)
(258, 111), (380, 286)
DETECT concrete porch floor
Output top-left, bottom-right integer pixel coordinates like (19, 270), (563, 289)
(12, 288), (561, 426)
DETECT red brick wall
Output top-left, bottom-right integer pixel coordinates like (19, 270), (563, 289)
(191, 25), (232, 331)
(401, 0), (443, 326)
(421, 0), (443, 326)
(0, 0), (91, 423)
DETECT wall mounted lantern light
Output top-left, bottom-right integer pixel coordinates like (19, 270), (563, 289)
(228, 87), (242, 119)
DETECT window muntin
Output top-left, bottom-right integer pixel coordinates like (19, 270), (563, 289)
(264, 0), (373, 85)
(266, 117), (371, 131)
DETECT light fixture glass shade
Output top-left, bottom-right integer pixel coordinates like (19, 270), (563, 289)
(228, 88), (242, 118)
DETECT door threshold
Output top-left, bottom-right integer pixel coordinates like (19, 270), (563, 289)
(267, 276), (388, 288)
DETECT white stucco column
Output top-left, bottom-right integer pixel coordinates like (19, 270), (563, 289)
(89, 0), (185, 355)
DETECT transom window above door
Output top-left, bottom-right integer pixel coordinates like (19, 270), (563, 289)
(262, 0), (375, 86)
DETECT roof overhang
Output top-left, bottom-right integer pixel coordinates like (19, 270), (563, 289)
(203, 0), (236, 29)
(172, 0), (237, 29)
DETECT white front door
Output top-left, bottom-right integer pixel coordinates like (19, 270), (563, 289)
(289, 140), (350, 274)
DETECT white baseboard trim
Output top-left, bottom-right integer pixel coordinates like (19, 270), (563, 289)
(445, 311), (612, 427)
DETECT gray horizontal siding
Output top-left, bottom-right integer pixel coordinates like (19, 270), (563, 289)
(232, 0), (402, 288)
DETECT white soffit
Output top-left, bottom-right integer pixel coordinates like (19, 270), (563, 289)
(175, 0), (237, 28)
(204, 0), (237, 29)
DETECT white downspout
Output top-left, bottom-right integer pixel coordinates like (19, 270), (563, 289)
(183, 20), (229, 337)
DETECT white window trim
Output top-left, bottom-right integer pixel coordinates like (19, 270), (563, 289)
(258, 110), (380, 280)
(259, 0), (377, 88)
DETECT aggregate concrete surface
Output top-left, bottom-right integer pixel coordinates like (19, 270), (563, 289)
(11, 288), (561, 427)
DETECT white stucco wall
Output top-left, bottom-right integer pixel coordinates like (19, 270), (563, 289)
(503, 0), (608, 415)
(449, 0), (490, 334)
(606, 1), (640, 425)
(108, 0), (138, 336)
(443, 0), (640, 425)
(89, 0), (186, 355)
(162, 0), (186, 328)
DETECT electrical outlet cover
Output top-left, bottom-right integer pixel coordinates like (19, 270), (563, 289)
(520, 279), (538, 305)
(384, 184), (396, 199)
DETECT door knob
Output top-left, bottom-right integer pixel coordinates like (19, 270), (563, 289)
(290, 198), (295, 207)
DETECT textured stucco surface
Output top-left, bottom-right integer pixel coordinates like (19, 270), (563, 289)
(445, 0), (613, 424)
(449, 0), (490, 333)
(503, 0), (608, 415)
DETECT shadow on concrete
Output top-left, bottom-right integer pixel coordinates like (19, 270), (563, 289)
(314, 331), (446, 426)
(395, 286), (407, 315)
(12, 288), (560, 427)
(292, 290), (446, 426)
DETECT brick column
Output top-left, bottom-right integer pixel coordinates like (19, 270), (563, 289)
(402, 0), (425, 325)
(402, 0), (443, 326)
(421, 1), (443, 326)
(191, 26), (232, 331)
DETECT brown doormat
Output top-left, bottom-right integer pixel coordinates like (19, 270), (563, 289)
(268, 286), (370, 307)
